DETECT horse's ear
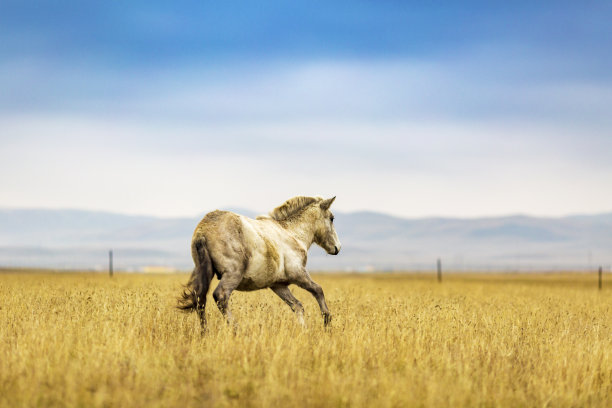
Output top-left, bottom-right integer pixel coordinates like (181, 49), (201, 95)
(320, 196), (336, 211)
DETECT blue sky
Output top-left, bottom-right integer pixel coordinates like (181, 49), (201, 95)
(1, 1), (611, 217)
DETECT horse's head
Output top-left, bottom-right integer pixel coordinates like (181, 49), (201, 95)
(313, 196), (342, 255)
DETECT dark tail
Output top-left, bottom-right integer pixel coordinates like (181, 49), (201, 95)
(178, 237), (214, 325)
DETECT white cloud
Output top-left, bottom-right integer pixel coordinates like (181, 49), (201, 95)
(1, 52), (611, 217)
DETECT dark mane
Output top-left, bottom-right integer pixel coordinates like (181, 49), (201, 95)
(268, 196), (322, 221)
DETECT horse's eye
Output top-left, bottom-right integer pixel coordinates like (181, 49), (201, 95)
(330, 216), (334, 223)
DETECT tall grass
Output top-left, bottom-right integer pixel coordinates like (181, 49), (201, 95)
(0, 271), (610, 407)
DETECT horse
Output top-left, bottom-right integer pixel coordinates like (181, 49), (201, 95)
(178, 196), (341, 329)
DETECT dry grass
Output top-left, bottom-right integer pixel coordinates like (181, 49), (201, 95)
(0, 271), (610, 407)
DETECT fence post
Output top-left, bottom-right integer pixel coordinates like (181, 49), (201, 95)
(599, 266), (602, 290)
(109, 250), (113, 277)
(437, 258), (442, 283)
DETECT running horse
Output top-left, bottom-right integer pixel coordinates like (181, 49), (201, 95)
(178, 196), (341, 329)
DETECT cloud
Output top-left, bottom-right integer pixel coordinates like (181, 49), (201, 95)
(2, 48), (610, 127)
(1, 6), (611, 218)
(2, 103), (611, 218)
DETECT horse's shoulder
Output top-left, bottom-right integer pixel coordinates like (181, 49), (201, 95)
(247, 218), (297, 247)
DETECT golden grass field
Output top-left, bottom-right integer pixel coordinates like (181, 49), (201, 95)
(0, 270), (610, 407)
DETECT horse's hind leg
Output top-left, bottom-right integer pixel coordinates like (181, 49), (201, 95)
(294, 273), (332, 327)
(212, 273), (241, 324)
(271, 284), (305, 327)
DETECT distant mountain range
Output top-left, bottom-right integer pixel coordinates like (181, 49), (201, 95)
(0, 208), (610, 271)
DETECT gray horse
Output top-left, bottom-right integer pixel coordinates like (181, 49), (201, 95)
(178, 196), (341, 329)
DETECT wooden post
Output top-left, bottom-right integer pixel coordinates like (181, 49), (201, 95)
(437, 258), (442, 283)
(599, 266), (602, 290)
(109, 250), (113, 277)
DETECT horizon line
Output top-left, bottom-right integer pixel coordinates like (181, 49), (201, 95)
(1, 205), (610, 221)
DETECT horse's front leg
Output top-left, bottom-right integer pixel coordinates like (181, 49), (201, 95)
(294, 272), (332, 326)
(271, 284), (305, 326)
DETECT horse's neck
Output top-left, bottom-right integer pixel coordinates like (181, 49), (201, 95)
(283, 212), (317, 249)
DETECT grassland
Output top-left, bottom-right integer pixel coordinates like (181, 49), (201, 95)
(0, 270), (610, 407)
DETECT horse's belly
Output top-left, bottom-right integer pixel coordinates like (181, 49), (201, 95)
(237, 255), (285, 291)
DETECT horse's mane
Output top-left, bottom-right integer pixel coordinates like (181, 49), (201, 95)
(268, 196), (322, 221)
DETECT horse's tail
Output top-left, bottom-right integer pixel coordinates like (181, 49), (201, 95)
(178, 236), (214, 321)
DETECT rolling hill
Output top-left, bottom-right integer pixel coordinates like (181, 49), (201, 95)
(0, 208), (610, 271)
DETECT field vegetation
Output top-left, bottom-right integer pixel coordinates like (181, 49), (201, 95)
(0, 270), (610, 407)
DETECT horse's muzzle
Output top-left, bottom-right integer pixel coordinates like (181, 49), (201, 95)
(333, 245), (339, 255)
